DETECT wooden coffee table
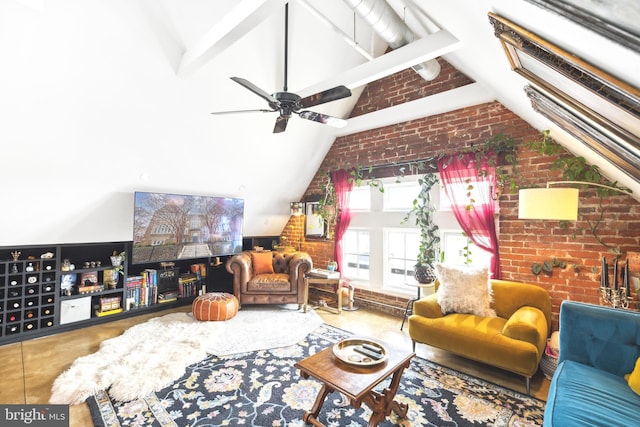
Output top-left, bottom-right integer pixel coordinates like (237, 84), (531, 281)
(294, 341), (415, 426)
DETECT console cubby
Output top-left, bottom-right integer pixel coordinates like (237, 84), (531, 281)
(0, 241), (232, 344)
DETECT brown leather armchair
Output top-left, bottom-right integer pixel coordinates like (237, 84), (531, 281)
(225, 250), (312, 307)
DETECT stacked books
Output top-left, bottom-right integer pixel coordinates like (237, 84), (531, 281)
(125, 273), (158, 310)
(178, 273), (198, 298)
(308, 268), (340, 279)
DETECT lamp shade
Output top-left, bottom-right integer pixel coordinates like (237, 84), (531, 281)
(518, 188), (579, 220)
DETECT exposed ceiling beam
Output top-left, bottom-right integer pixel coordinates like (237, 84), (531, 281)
(297, 29), (461, 96)
(177, 0), (288, 78)
(335, 82), (494, 136)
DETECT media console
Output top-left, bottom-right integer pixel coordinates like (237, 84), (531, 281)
(0, 241), (233, 345)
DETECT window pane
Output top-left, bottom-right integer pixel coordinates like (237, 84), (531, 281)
(384, 182), (420, 211)
(348, 187), (370, 211)
(342, 230), (370, 280)
(385, 230), (420, 290)
(442, 231), (492, 269)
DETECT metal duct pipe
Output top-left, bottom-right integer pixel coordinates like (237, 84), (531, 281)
(342, 0), (440, 80)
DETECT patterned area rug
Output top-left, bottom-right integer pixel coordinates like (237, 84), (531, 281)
(87, 324), (545, 426)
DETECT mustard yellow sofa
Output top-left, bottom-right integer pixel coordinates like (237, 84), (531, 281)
(408, 279), (552, 393)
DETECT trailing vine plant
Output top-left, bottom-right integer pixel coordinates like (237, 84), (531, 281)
(527, 130), (632, 255)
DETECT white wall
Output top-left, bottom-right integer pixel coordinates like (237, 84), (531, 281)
(0, 0), (348, 246)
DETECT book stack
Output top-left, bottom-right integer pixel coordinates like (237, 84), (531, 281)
(178, 273), (198, 298)
(125, 274), (158, 310)
(308, 268), (340, 279)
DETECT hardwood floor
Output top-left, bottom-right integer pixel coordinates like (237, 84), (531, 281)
(0, 305), (549, 427)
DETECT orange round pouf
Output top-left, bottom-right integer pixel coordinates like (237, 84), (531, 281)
(192, 292), (239, 321)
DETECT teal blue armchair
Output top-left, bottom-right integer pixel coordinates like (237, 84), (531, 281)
(544, 301), (640, 426)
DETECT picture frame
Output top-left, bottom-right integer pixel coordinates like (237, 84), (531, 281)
(305, 201), (325, 238)
(522, 0), (640, 54)
(525, 85), (640, 181)
(488, 12), (640, 180)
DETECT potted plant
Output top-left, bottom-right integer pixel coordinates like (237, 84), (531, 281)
(403, 173), (441, 283)
(110, 251), (126, 275)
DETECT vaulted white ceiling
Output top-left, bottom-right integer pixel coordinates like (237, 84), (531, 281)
(1, 0), (638, 245)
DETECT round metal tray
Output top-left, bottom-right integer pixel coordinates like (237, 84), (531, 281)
(332, 338), (388, 367)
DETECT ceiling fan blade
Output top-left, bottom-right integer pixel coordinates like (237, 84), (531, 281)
(210, 108), (275, 115)
(298, 110), (348, 128)
(230, 77), (279, 107)
(273, 115), (289, 133)
(299, 85), (352, 108)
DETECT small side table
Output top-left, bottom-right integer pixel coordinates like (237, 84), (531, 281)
(400, 281), (435, 331)
(305, 277), (356, 314)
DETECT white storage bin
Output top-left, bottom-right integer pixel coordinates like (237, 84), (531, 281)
(60, 297), (91, 324)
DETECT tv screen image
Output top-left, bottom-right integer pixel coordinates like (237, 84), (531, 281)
(132, 192), (244, 264)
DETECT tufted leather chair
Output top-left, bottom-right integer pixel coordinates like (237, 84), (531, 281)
(225, 250), (312, 308)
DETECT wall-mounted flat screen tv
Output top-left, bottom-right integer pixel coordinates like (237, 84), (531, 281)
(132, 192), (244, 264)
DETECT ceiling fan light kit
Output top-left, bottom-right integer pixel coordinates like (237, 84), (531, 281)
(212, 4), (352, 133)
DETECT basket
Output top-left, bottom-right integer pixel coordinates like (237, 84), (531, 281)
(540, 342), (559, 380)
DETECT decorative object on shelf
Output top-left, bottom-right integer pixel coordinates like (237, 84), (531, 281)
(110, 251), (126, 275)
(41, 251), (54, 259)
(327, 261), (337, 272)
(103, 269), (119, 289)
(11, 250), (20, 261)
(61, 273), (76, 296)
(600, 256), (632, 309)
(25, 262), (34, 272)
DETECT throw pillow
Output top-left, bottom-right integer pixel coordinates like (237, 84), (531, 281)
(435, 263), (496, 317)
(251, 251), (274, 275)
(625, 357), (640, 396)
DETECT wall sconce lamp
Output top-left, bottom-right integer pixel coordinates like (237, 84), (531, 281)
(518, 181), (631, 221)
(290, 202), (305, 216)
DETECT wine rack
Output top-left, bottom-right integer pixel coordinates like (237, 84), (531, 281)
(1, 246), (57, 339)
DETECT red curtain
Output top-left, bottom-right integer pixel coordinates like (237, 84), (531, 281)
(436, 153), (501, 279)
(331, 169), (353, 276)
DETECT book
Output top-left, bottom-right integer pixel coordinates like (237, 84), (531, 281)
(308, 268), (340, 279)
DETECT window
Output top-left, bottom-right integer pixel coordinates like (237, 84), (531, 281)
(340, 175), (495, 296)
(385, 229), (419, 290)
(348, 186), (371, 211)
(342, 230), (370, 280)
(384, 181), (420, 211)
(441, 231), (492, 269)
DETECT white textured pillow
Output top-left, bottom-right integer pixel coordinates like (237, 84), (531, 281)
(435, 263), (496, 317)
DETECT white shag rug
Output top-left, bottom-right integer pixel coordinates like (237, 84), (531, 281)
(49, 306), (323, 405)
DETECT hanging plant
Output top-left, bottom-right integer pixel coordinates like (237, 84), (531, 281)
(402, 173), (441, 283)
(527, 130), (631, 254)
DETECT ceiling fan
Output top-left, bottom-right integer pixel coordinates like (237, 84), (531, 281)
(211, 4), (352, 133)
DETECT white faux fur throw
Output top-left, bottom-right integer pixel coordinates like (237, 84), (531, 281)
(49, 307), (323, 405)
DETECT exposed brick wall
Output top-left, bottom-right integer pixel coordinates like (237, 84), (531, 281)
(280, 59), (640, 329)
(350, 60), (474, 117)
